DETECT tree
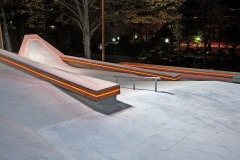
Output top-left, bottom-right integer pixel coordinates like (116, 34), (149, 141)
(111, 0), (185, 55)
(23, 0), (107, 59)
(22, 0), (185, 59)
(169, 19), (183, 60)
(222, 0), (240, 55)
(182, 0), (233, 68)
(0, 1), (13, 51)
(0, 0), (46, 51)
(50, 0), (101, 59)
(21, 0), (48, 29)
(118, 0), (185, 25)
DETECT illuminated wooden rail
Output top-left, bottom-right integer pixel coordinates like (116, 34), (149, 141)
(121, 62), (236, 78)
(113, 75), (161, 92)
(0, 50), (120, 101)
(61, 56), (181, 81)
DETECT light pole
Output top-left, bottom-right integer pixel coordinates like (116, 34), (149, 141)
(101, 0), (105, 61)
(0, 24), (4, 49)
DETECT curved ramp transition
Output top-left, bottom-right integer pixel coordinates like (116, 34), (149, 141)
(19, 34), (180, 81)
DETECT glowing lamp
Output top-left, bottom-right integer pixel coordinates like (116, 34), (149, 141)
(165, 38), (169, 43)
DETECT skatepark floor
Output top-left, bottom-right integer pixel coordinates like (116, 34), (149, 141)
(1, 63), (240, 160)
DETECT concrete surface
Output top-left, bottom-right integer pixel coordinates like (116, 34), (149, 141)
(0, 117), (65, 160)
(0, 63), (93, 159)
(39, 81), (240, 160)
(1, 60), (240, 159)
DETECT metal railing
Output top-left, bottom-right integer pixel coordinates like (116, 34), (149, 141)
(114, 75), (161, 92)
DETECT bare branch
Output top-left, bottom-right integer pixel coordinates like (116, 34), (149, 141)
(73, 0), (84, 22)
(88, 0), (95, 8)
(90, 20), (101, 36)
(61, 12), (83, 30)
(54, 0), (81, 21)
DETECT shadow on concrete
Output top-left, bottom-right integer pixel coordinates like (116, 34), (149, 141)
(121, 87), (176, 95)
(57, 87), (132, 115)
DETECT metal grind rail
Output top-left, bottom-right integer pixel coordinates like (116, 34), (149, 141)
(114, 76), (161, 92)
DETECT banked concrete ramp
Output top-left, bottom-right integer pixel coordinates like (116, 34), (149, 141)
(18, 34), (77, 72)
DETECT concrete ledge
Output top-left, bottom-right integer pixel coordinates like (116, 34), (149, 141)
(232, 74), (240, 83)
(122, 62), (237, 78)
(61, 55), (181, 81)
(0, 49), (120, 101)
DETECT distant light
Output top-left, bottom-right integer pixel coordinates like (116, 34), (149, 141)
(194, 36), (201, 43)
(165, 38), (169, 43)
(112, 38), (116, 42)
(50, 25), (56, 30)
(134, 34), (138, 39)
(117, 37), (120, 40)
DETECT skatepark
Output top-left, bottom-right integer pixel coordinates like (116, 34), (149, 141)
(1, 35), (240, 160)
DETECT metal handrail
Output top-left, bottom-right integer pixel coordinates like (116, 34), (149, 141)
(113, 75), (161, 92)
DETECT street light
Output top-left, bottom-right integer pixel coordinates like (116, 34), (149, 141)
(165, 38), (169, 43)
(194, 35), (202, 50)
(194, 36), (201, 43)
(50, 25), (56, 30)
(112, 37), (120, 44)
(112, 37), (120, 54)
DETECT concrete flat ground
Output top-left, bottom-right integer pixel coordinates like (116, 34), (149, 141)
(1, 63), (240, 160)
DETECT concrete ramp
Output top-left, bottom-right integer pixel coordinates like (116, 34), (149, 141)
(19, 34), (180, 81)
(19, 34), (77, 71)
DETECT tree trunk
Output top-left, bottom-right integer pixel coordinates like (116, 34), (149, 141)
(83, 31), (91, 59)
(203, 40), (207, 68)
(178, 43), (180, 60)
(82, 2), (91, 59)
(232, 44), (237, 55)
(0, 6), (12, 51)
